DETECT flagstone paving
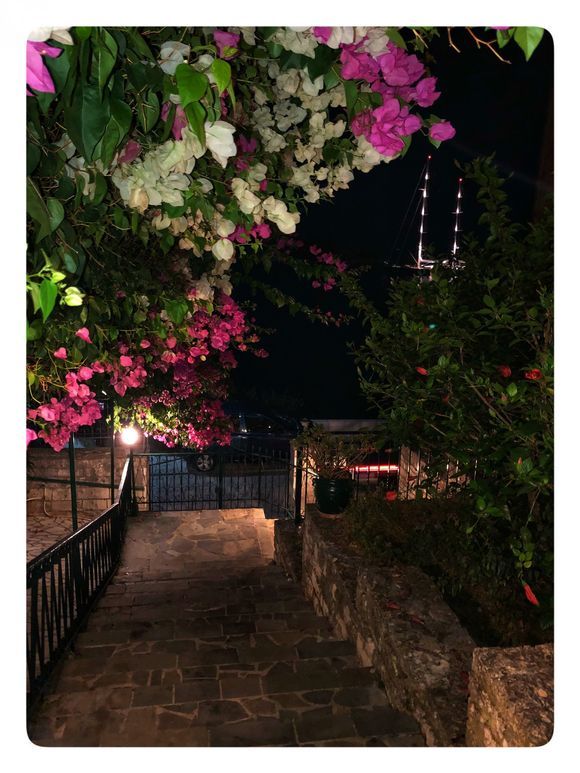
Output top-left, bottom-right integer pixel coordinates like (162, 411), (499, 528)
(28, 508), (425, 747)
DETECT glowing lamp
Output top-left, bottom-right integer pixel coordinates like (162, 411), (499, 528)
(120, 426), (140, 446)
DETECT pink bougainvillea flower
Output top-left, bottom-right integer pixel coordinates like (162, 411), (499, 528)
(26, 40), (62, 93)
(78, 366), (94, 381)
(213, 30), (240, 60)
(524, 369), (543, 380)
(413, 76), (441, 108)
(53, 347), (67, 360)
(140, 339), (151, 349)
(38, 405), (56, 422)
(497, 365), (512, 378)
(429, 121), (456, 142)
(385, 490), (397, 502)
(117, 139), (142, 164)
(312, 27), (332, 44)
(416, 366), (429, 376)
(161, 102), (188, 140)
(523, 583), (540, 606)
(26, 428), (38, 447)
(251, 222), (271, 239)
(75, 327), (92, 344)
(92, 361), (105, 373)
(120, 355), (133, 367)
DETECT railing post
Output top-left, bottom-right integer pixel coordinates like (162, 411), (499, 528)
(68, 435), (78, 532)
(294, 445), (304, 524)
(217, 451), (224, 509)
(109, 401), (116, 506)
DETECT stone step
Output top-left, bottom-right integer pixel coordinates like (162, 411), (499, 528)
(75, 618), (334, 650)
(82, 608), (330, 638)
(88, 596), (316, 624)
(31, 681), (424, 747)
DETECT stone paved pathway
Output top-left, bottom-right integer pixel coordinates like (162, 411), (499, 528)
(28, 508), (424, 747)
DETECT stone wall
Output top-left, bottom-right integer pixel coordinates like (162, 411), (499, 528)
(466, 644), (554, 747)
(273, 519), (303, 582)
(27, 448), (149, 519)
(301, 507), (475, 746)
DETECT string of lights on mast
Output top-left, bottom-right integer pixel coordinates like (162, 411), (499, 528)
(402, 156), (465, 278)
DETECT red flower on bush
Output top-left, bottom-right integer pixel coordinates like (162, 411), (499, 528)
(385, 490), (397, 502)
(416, 366), (429, 376)
(524, 369), (543, 381)
(523, 583), (540, 606)
(497, 365), (511, 378)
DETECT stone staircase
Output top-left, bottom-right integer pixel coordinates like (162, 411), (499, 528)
(28, 509), (424, 747)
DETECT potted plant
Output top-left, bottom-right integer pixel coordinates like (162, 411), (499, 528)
(294, 424), (375, 514)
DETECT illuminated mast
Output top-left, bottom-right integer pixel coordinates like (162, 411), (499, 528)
(416, 155), (432, 272)
(450, 177), (464, 268)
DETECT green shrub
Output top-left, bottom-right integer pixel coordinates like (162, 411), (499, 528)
(343, 158), (553, 621)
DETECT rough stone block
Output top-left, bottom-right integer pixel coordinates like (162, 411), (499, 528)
(466, 643), (554, 747)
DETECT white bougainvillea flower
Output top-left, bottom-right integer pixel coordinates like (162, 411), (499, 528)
(262, 196), (300, 234)
(212, 238), (235, 262)
(260, 127), (287, 153)
(300, 70), (324, 97)
(204, 121), (236, 168)
(216, 218), (236, 238)
(276, 70), (301, 95)
(323, 27), (356, 49)
(152, 213), (172, 230)
(28, 27), (73, 46)
(159, 41), (191, 75)
(197, 178), (214, 194)
(272, 28), (318, 58)
(231, 178), (262, 215)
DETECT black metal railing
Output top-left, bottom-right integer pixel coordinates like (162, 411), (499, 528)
(26, 454), (135, 707)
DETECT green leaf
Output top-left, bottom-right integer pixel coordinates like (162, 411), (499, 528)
(506, 383), (518, 397)
(386, 28), (407, 49)
(26, 142), (41, 175)
(124, 28), (155, 60)
(27, 319), (43, 341)
(64, 82), (110, 161)
(305, 45), (339, 80)
(91, 173), (108, 205)
(495, 28), (515, 49)
(211, 59), (232, 94)
(136, 89), (160, 132)
(28, 283), (41, 313)
(184, 102), (206, 145)
(26, 178), (51, 242)
(39, 279), (58, 322)
(165, 300), (188, 325)
(513, 27), (545, 61)
(324, 68), (340, 90)
(483, 294), (496, 308)
(175, 64), (209, 106)
(343, 79), (359, 118)
(75, 27), (93, 42)
(92, 28), (118, 94)
(46, 198), (65, 232)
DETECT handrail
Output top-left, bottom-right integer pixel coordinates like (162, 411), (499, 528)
(27, 455), (135, 710)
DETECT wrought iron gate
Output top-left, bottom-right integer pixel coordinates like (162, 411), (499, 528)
(140, 445), (295, 519)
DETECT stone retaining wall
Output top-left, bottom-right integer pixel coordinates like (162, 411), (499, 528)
(273, 519), (303, 582)
(288, 505), (554, 747)
(300, 506), (475, 746)
(27, 448), (148, 519)
(466, 644), (554, 746)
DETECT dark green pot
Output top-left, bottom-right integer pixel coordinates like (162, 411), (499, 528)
(313, 477), (354, 514)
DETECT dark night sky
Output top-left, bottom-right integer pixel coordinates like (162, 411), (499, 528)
(232, 29), (554, 419)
